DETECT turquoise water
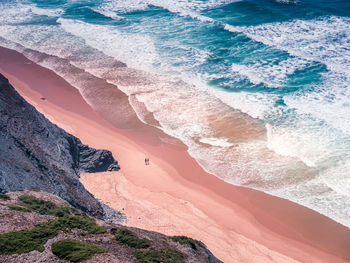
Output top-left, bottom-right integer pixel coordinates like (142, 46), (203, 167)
(1, 0), (350, 227)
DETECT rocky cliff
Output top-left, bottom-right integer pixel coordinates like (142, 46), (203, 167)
(0, 74), (120, 218)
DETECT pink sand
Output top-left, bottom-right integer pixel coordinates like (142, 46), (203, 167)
(1, 46), (350, 263)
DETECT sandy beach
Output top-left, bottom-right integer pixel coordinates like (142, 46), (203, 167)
(1, 46), (350, 263)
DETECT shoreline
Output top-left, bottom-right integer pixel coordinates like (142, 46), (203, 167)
(1, 46), (350, 263)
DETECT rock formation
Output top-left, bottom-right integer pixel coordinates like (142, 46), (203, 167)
(0, 74), (119, 218)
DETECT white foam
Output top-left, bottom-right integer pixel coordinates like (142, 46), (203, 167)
(57, 17), (213, 86)
(224, 24), (244, 33)
(30, 6), (64, 17)
(275, 0), (298, 4)
(320, 160), (350, 197)
(58, 18), (160, 71)
(89, 7), (123, 20)
(199, 137), (234, 147)
(284, 71), (350, 135)
(100, 0), (239, 13)
(225, 16), (350, 135)
(0, 1), (34, 24)
(97, 0), (149, 14)
(207, 86), (277, 120)
(0, 1), (63, 26)
(266, 123), (329, 167)
(224, 16), (350, 83)
(97, 0), (239, 23)
(231, 57), (310, 88)
(242, 16), (350, 78)
(0, 23), (87, 61)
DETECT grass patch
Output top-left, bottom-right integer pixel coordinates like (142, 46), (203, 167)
(18, 195), (77, 217)
(133, 248), (185, 263)
(171, 236), (202, 250)
(0, 193), (10, 201)
(0, 221), (60, 254)
(52, 239), (107, 262)
(7, 204), (32, 212)
(0, 215), (105, 255)
(50, 215), (106, 234)
(113, 228), (150, 249)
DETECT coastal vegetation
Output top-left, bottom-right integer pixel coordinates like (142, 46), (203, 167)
(171, 236), (202, 250)
(112, 228), (187, 262)
(112, 228), (150, 248)
(0, 193), (10, 200)
(0, 195), (105, 255)
(133, 248), (185, 263)
(6, 204), (32, 212)
(0, 190), (220, 262)
(0, 214), (106, 254)
(17, 195), (77, 217)
(51, 239), (107, 262)
(6, 194), (84, 218)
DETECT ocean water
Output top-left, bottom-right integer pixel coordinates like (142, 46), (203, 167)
(1, 0), (350, 227)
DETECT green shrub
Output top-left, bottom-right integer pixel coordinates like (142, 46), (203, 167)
(51, 239), (107, 262)
(70, 207), (82, 216)
(19, 195), (62, 215)
(7, 204), (32, 213)
(113, 228), (150, 249)
(17, 195), (76, 217)
(0, 215), (105, 255)
(133, 248), (185, 263)
(0, 222), (59, 254)
(49, 215), (106, 234)
(30, 187), (40, 192)
(0, 193), (10, 200)
(171, 236), (202, 250)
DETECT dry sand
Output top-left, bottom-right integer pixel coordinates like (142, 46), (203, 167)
(1, 46), (350, 263)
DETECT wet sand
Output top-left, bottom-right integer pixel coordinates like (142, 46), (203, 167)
(1, 46), (350, 263)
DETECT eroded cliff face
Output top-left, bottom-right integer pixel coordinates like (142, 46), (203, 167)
(0, 74), (119, 218)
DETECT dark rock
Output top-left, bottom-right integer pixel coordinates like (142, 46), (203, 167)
(0, 74), (120, 218)
(78, 145), (120, 172)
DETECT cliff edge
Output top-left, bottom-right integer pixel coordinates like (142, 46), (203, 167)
(0, 74), (119, 218)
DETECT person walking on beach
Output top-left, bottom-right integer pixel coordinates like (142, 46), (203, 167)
(145, 158), (150, 165)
